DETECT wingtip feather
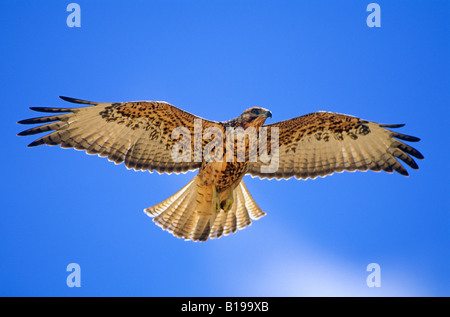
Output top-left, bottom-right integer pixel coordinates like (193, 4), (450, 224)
(380, 123), (405, 128)
(28, 107), (73, 113)
(59, 96), (96, 105)
(27, 140), (43, 147)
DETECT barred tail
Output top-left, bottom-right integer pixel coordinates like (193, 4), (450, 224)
(144, 176), (266, 242)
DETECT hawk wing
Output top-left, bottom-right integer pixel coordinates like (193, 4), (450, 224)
(247, 111), (424, 180)
(17, 96), (217, 174)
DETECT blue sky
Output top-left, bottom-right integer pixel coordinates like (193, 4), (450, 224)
(1, 1), (448, 296)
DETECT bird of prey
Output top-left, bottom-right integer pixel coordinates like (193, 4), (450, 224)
(18, 96), (423, 241)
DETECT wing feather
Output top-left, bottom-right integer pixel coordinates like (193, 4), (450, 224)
(248, 111), (423, 180)
(17, 96), (219, 174)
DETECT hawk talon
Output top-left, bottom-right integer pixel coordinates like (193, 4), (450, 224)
(211, 185), (221, 212)
(220, 189), (234, 212)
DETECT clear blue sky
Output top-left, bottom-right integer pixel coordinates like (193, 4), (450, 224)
(1, 1), (448, 296)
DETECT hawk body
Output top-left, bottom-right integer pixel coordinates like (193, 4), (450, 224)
(18, 97), (423, 241)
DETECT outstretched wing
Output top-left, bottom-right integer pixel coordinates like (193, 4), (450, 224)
(247, 111), (424, 180)
(18, 96), (217, 174)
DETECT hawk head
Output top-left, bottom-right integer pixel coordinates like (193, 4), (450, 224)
(235, 107), (272, 128)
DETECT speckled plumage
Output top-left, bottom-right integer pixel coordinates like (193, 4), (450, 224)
(18, 97), (423, 241)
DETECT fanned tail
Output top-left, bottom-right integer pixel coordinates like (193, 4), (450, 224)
(144, 176), (266, 242)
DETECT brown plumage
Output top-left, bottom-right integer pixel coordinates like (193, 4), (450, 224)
(18, 97), (424, 241)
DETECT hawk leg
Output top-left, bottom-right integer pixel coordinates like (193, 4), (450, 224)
(211, 185), (221, 212)
(220, 188), (234, 212)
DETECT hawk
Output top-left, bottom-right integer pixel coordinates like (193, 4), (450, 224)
(18, 97), (424, 241)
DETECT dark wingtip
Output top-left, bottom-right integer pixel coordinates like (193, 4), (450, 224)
(28, 107), (73, 113)
(59, 96), (96, 105)
(59, 96), (75, 102)
(18, 117), (43, 125)
(410, 148), (424, 160)
(27, 140), (43, 147)
(391, 131), (421, 142)
(380, 123), (405, 128)
(29, 107), (49, 111)
(407, 136), (421, 142)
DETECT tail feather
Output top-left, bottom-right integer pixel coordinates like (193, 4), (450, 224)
(144, 176), (266, 242)
(224, 206), (237, 236)
(240, 181), (266, 219)
(172, 197), (198, 238)
(210, 210), (227, 239)
(191, 214), (216, 242)
(148, 178), (195, 229)
(168, 186), (198, 233)
(163, 189), (195, 231)
(235, 184), (252, 229)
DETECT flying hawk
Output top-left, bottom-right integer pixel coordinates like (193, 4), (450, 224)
(18, 97), (424, 241)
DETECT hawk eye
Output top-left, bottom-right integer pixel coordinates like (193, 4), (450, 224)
(251, 109), (259, 114)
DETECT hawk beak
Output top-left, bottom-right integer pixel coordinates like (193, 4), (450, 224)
(264, 110), (272, 118)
